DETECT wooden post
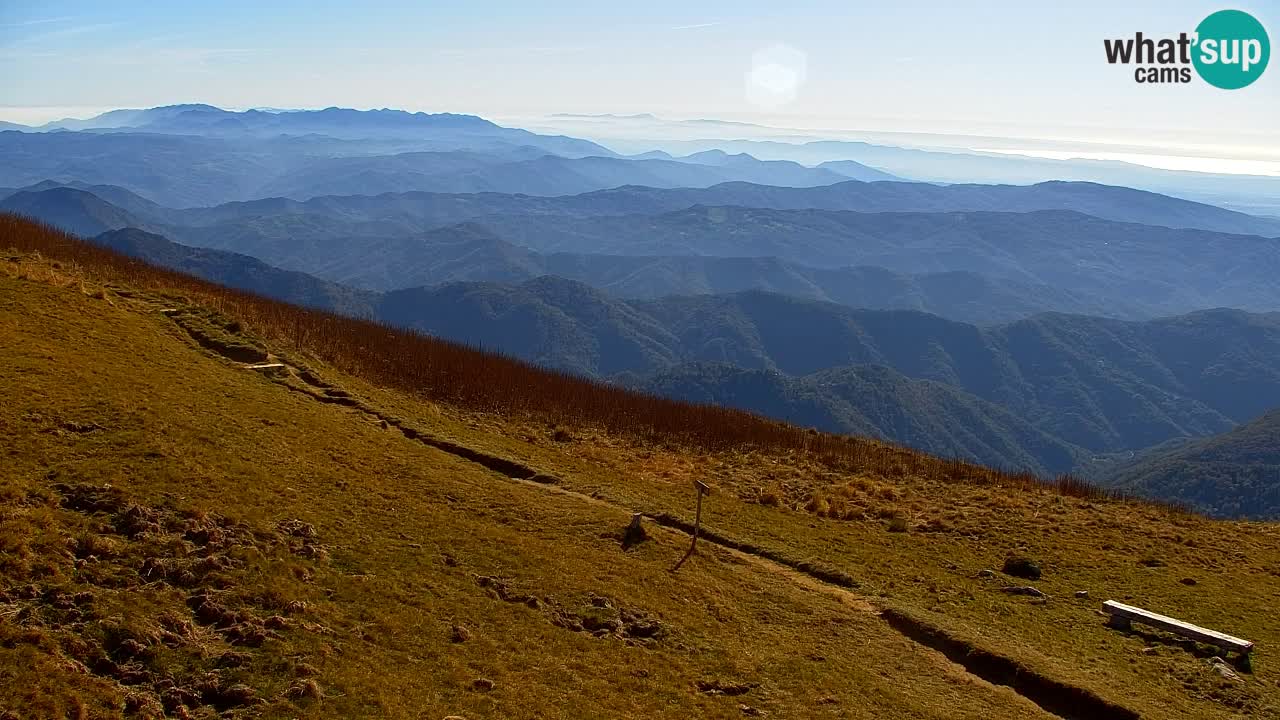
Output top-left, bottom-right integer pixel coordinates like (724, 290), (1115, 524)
(671, 481), (710, 572)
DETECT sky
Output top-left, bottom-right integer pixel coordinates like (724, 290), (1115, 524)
(1, 1), (1276, 170)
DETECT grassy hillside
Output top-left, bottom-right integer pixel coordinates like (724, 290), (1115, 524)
(1102, 411), (1280, 519)
(4, 216), (1280, 719)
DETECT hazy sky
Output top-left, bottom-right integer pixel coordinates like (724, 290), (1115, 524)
(2, 1), (1276, 157)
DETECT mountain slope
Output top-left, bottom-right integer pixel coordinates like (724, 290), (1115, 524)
(1101, 410), (1280, 518)
(366, 277), (1280, 471)
(633, 362), (1085, 474)
(91, 227), (377, 316)
(633, 293), (1280, 453)
(815, 159), (901, 182)
(533, 256), (1112, 324)
(2, 180), (176, 221)
(376, 277), (683, 377)
(0, 187), (149, 237)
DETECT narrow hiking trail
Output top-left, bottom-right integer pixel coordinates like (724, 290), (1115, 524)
(160, 304), (1140, 720)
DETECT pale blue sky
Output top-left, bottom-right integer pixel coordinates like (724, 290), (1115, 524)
(1, 1), (1276, 156)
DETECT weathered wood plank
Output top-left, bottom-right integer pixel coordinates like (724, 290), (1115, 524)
(1103, 600), (1253, 652)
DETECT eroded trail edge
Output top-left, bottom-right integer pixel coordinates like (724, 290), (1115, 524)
(169, 308), (1139, 720)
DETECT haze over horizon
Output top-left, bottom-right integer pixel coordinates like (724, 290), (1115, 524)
(3, 1), (1277, 176)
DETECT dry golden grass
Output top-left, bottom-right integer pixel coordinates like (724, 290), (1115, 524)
(376, 397), (1280, 720)
(1, 260), (1053, 719)
(3, 216), (1279, 719)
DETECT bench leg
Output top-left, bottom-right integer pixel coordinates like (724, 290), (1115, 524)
(1106, 615), (1132, 631)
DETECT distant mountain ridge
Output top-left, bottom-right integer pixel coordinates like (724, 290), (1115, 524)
(22, 177), (1268, 235)
(618, 136), (1280, 217)
(125, 217), (1112, 324)
(32, 104), (610, 157)
(248, 152), (855, 199)
(680, 150), (899, 182)
(7, 185), (1280, 324)
(487, 181), (1280, 237)
(470, 206), (1280, 317)
(0, 133), (868, 206)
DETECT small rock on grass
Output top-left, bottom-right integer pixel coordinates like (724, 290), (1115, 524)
(1002, 557), (1042, 580)
(1208, 657), (1241, 682)
(472, 678), (495, 692)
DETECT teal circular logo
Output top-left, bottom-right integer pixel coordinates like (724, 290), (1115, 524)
(1193, 10), (1270, 89)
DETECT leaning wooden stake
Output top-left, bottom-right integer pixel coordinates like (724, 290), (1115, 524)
(671, 480), (709, 572)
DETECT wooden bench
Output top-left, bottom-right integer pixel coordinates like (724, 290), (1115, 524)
(1103, 600), (1253, 655)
